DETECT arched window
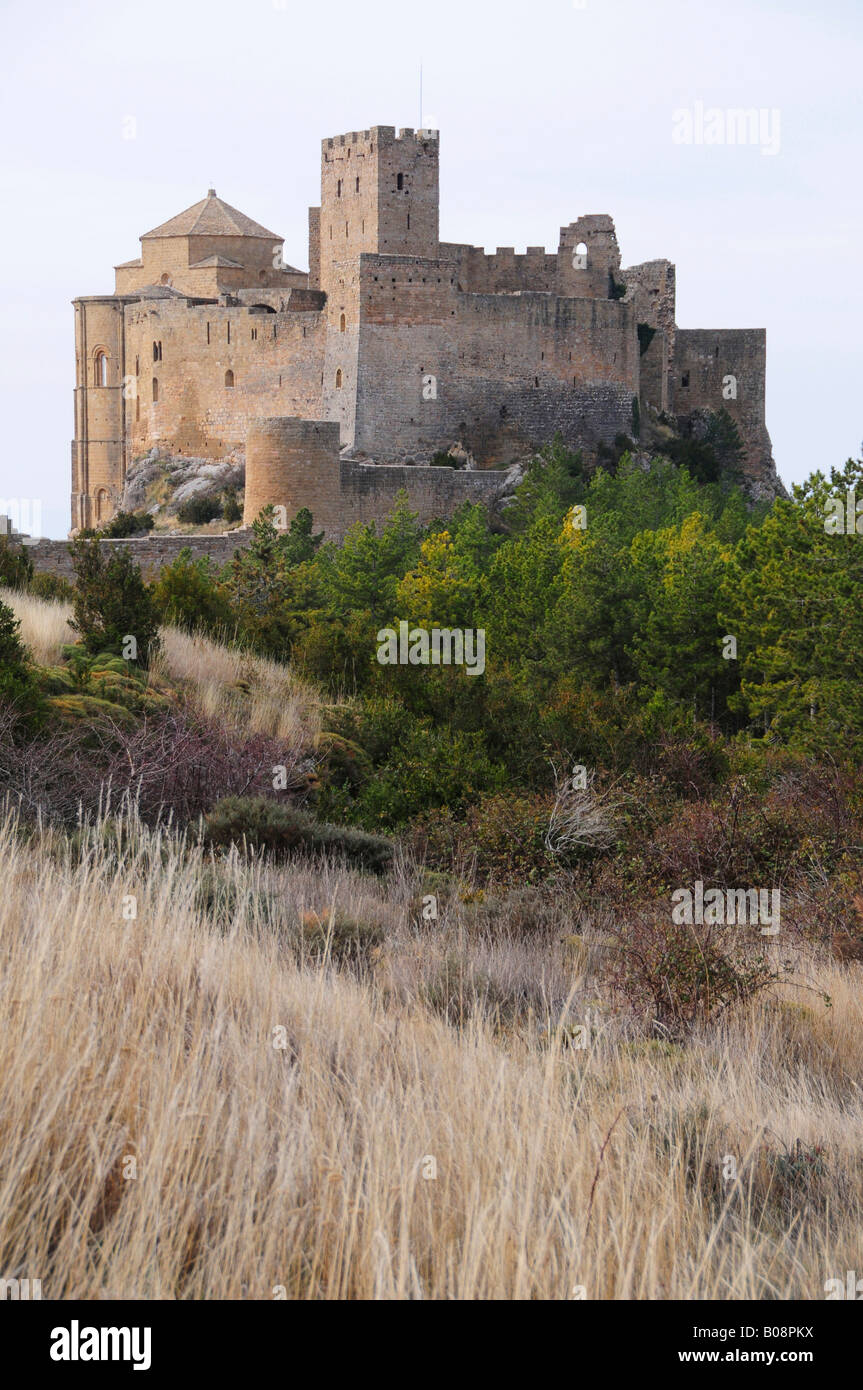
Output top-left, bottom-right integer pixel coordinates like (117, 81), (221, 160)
(152, 377), (159, 402)
(94, 351), (108, 387)
(225, 369), (234, 388)
(95, 488), (109, 522)
(574, 241), (588, 268)
(152, 341), (162, 362)
(339, 313), (346, 332)
(335, 368), (343, 388)
(160, 273), (172, 286)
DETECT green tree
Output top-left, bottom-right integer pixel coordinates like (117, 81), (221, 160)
(151, 548), (235, 635)
(69, 538), (161, 667)
(0, 595), (40, 723)
(320, 493), (423, 623)
(627, 514), (735, 723)
(720, 458), (863, 750)
(0, 536), (33, 590)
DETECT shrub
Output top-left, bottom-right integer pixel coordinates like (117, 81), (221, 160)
(177, 496), (222, 526)
(151, 549), (234, 636)
(29, 571), (76, 603)
(609, 908), (783, 1037)
(0, 705), (307, 826)
(0, 536), (33, 590)
(410, 792), (559, 884)
(101, 510), (155, 539)
(317, 698), (507, 830)
(221, 490), (242, 524)
(69, 538), (161, 667)
(202, 795), (394, 872)
(0, 597), (40, 725)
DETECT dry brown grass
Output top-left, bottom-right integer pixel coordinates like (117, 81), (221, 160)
(1, 587), (74, 665)
(0, 809), (860, 1299)
(152, 626), (323, 745)
(1, 588), (324, 746)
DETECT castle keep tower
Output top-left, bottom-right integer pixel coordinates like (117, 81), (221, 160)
(311, 126), (440, 449)
(312, 125), (440, 295)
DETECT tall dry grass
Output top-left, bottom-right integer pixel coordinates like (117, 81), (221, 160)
(1, 587), (324, 746)
(154, 626), (322, 744)
(1, 587), (74, 665)
(0, 807), (859, 1299)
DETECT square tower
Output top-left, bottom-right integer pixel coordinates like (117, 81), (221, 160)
(314, 126), (440, 294)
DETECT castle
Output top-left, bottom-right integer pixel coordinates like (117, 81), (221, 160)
(71, 124), (780, 536)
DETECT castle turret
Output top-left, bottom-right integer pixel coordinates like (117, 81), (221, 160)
(71, 295), (128, 530)
(244, 417), (343, 536)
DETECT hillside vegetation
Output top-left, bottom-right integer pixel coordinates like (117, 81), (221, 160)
(1, 439), (862, 1298)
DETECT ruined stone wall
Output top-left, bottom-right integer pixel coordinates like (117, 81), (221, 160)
(441, 214), (622, 301)
(556, 216), (622, 299)
(123, 299), (327, 462)
(622, 259), (676, 413)
(671, 328), (777, 497)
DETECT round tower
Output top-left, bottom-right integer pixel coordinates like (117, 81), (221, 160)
(244, 417), (342, 537)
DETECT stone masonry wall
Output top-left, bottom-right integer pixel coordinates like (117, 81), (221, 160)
(25, 533), (249, 583)
(355, 258), (639, 464)
(124, 298), (326, 461)
(671, 328), (778, 498)
(243, 415), (515, 541)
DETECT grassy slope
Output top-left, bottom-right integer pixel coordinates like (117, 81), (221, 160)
(0, 593), (861, 1298)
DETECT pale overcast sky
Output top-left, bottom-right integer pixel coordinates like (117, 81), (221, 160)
(0, 0), (859, 537)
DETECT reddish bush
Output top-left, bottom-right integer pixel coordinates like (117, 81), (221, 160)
(0, 701), (315, 826)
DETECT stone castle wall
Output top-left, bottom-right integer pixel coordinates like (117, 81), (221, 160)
(124, 298), (326, 462)
(23, 532), (247, 583)
(243, 416), (511, 539)
(355, 261), (639, 464)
